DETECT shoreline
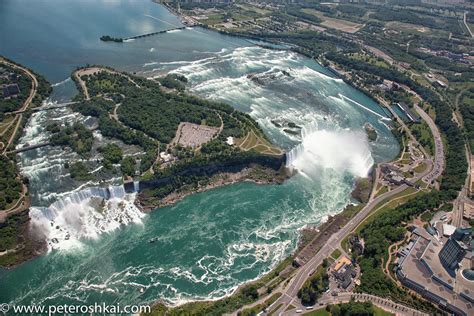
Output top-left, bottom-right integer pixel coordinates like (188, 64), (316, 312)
(135, 165), (289, 212)
(146, 174), (372, 313)
(0, 209), (48, 269)
(4, 5), (396, 311)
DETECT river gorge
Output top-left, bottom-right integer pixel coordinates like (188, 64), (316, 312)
(0, 0), (399, 308)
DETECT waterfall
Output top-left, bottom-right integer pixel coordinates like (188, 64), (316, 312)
(286, 122), (374, 178)
(30, 184), (145, 251)
(133, 181), (140, 192)
(108, 185), (126, 199)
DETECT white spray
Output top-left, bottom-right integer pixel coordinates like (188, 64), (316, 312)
(286, 122), (374, 178)
(29, 185), (145, 251)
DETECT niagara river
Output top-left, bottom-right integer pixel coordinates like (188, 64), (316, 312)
(0, 0), (399, 308)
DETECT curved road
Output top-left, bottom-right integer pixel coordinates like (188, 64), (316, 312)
(1, 58), (38, 155)
(236, 102), (445, 316)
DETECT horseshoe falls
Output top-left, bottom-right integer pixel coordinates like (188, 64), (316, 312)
(0, 0), (399, 309)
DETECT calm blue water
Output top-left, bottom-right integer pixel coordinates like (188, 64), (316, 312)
(0, 0), (399, 308)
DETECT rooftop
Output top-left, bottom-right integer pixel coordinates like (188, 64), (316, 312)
(334, 256), (351, 272)
(396, 229), (472, 314)
(2, 83), (20, 98)
(442, 224), (457, 237)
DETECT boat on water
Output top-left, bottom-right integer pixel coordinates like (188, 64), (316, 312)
(149, 237), (159, 243)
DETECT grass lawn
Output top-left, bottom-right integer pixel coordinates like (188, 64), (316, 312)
(330, 249), (342, 260)
(304, 305), (393, 315)
(375, 185), (388, 198)
(236, 3), (272, 15)
(349, 53), (389, 68)
(355, 187), (421, 233)
(301, 8), (363, 33)
(202, 13), (225, 25)
(410, 122), (434, 156)
(304, 308), (330, 316)
(413, 162), (427, 173)
(285, 304), (296, 311)
(239, 130), (283, 156)
(373, 306), (395, 316)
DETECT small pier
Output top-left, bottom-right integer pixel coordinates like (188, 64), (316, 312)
(123, 26), (187, 41)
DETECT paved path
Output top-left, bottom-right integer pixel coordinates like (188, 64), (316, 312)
(0, 59), (37, 220)
(463, 11), (473, 38)
(413, 104), (444, 183)
(310, 292), (428, 316)
(234, 93), (446, 316)
(451, 146), (471, 227)
(1, 59), (38, 155)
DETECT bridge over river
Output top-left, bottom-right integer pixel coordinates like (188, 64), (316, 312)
(6, 101), (79, 115)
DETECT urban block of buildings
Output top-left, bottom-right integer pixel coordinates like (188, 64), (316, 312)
(395, 226), (473, 316)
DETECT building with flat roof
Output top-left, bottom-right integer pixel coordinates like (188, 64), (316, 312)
(333, 256), (352, 272)
(395, 229), (472, 315)
(464, 200), (474, 220)
(395, 102), (420, 123)
(439, 237), (466, 271)
(442, 224), (456, 237)
(2, 83), (20, 98)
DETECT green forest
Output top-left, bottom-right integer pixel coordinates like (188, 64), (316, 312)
(326, 52), (467, 198)
(0, 57), (51, 214)
(0, 59), (52, 114)
(298, 261), (330, 306)
(48, 122), (93, 157)
(0, 66), (31, 114)
(71, 68), (282, 193)
(0, 156), (23, 210)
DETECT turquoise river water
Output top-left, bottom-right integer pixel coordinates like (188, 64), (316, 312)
(0, 0), (399, 308)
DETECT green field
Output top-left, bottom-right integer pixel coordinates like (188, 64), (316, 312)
(331, 249), (342, 260)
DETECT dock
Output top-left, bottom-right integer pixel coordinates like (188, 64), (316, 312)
(123, 26), (187, 41)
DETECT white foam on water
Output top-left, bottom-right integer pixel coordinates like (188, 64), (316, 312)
(30, 185), (145, 251)
(143, 61), (159, 67)
(337, 93), (391, 120)
(293, 65), (344, 84)
(286, 122), (374, 178)
(51, 77), (72, 87)
(5, 41), (400, 309)
(144, 14), (181, 28)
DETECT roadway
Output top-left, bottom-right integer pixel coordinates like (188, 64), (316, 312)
(1, 58), (38, 155)
(413, 104), (444, 183)
(0, 58), (38, 221)
(271, 292), (428, 316)
(270, 182), (410, 315)
(234, 95), (446, 316)
(463, 11), (473, 38)
(451, 145), (471, 227)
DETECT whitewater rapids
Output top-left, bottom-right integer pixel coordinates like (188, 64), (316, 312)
(286, 122), (374, 178)
(30, 185), (144, 251)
